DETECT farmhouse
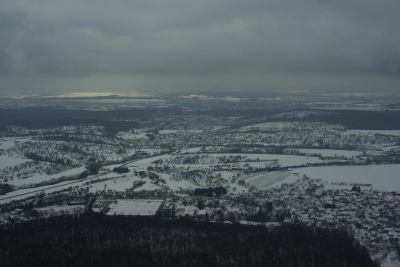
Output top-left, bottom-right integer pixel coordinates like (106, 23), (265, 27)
(197, 209), (213, 218)
(162, 203), (176, 217)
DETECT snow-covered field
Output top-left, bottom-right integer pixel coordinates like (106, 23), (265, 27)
(117, 132), (149, 139)
(0, 140), (15, 150)
(0, 155), (32, 169)
(347, 130), (400, 136)
(165, 175), (197, 190)
(239, 171), (291, 190)
(3, 146), (400, 205)
(380, 146), (400, 152)
(159, 130), (204, 134)
(36, 205), (85, 213)
(0, 179), (88, 204)
(299, 149), (362, 157)
(126, 154), (172, 166)
(178, 147), (203, 154)
(7, 166), (87, 187)
(240, 121), (343, 132)
(105, 200), (163, 216)
(271, 164), (400, 192)
(88, 175), (159, 193)
(271, 110), (333, 119)
(208, 153), (324, 167)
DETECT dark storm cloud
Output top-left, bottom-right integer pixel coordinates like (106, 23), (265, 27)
(0, 0), (399, 92)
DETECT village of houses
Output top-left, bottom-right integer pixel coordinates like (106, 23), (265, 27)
(1, 173), (400, 264)
(2, 98), (400, 264)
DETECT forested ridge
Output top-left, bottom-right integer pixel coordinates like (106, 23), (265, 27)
(0, 214), (378, 267)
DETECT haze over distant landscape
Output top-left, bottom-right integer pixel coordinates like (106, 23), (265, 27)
(1, 0), (400, 93)
(2, 1), (400, 267)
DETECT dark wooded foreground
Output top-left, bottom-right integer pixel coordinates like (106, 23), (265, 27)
(0, 213), (379, 267)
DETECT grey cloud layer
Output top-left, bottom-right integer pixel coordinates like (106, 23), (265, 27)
(1, 0), (399, 80)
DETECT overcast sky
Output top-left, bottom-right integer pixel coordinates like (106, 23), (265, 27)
(1, 0), (399, 94)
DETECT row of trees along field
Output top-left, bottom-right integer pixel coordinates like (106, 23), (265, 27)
(0, 213), (379, 267)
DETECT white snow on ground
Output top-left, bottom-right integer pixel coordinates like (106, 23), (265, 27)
(106, 199), (163, 216)
(0, 179), (88, 204)
(180, 205), (200, 216)
(4, 137), (33, 144)
(159, 130), (181, 134)
(126, 154), (172, 166)
(0, 155), (32, 169)
(238, 220), (280, 227)
(240, 121), (343, 132)
(165, 176), (198, 190)
(179, 94), (212, 99)
(316, 106), (383, 111)
(372, 252), (399, 267)
(263, 155), (323, 166)
(240, 122), (288, 131)
(380, 146), (400, 152)
(88, 175), (140, 193)
(101, 163), (128, 170)
(239, 171), (291, 190)
(117, 132), (149, 139)
(140, 149), (162, 154)
(346, 130), (400, 136)
(1, 152), (214, 197)
(270, 164), (400, 192)
(7, 166), (87, 187)
(271, 111), (332, 119)
(298, 149), (362, 157)
(0, 140), (15, 150)
(159, 130), (204, 134)
(208, 153), (324, 167)
(36, 205), (85, 213)
(89, 175), (161, 193)
(1, 170), (121, 204)
(179, 147), (203, 154)
(138, 181), (161, 191)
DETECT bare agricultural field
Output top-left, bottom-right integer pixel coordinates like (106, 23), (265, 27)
(239, 171), (291, 190)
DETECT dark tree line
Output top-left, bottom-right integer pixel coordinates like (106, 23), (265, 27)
(113, 167), (130, 173)
(87, 162), (101, 174)
(0, 183), (14, 195)
(0, 213), (379, 267)
(5, 111), (147, 135)
(194, 187), (227, 197)
(25, 152), (75, 167)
